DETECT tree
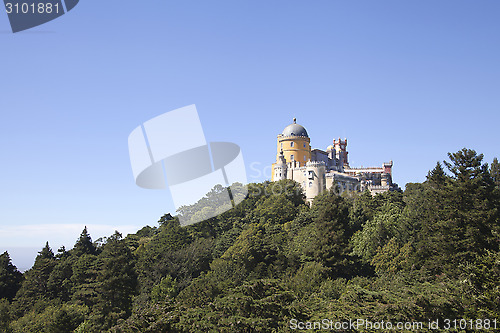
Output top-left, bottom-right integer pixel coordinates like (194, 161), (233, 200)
(136, 215), (191, 292)
(151, 275), (177, 304)
(0, 298), (10, 332)
(414, 149), (499, 276)
(310, 192), (356, 277)
(11, 242), (57, 316)
(47, 258), (74, 302)
(491, 157), (500, 187)
(70, 254), (99, 308)
(427, 161), (447, 187)
(73, 227), (97, 256)
(92, 231), (137, 331)
(0, 252), (23, 301)
(371, 238), (412, 275)
(351, 202), (404, 264)
(253, 194), (298, 225)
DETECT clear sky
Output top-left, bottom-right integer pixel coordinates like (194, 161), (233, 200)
(1, 0), (499, 270)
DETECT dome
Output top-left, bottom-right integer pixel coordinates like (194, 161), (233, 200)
(282, 118), (308, 137)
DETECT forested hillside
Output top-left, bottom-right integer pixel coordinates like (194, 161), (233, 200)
(1, 148), (499, 332)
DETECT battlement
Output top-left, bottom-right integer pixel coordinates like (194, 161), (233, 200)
(333, 138), (347, 149)
(306, 161), (326, 167)
(368, 185), (390, 189)
(345, 167), (385, 173)
(367, 184), (391, 195)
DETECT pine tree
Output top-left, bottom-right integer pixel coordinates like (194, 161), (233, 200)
(0, 251), (23, 301)
(427, 161), (447, 187)
(73, 226), (96, 256)
(415, 149), (498, 276)
(92, 231), (137, 330)
(310, 192), (355, 277)
(70, 253), (99, 308)
(11, 242), (57, 316)
(38, 241), (55, 259)
(48, 258), (74, 302)
(491, 157), (500, 187)
(0, 299), (10, 332)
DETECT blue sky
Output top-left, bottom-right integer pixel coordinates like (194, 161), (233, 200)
(1, 0), (499, 270)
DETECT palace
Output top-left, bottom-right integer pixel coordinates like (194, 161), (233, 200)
(271, 118), (398, 202)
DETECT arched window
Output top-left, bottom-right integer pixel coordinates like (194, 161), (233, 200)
(290, 142), (294, 147)
(309, 182), (313, 188)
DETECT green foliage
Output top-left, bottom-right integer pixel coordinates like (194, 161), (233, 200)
(222, 224), (279, 279)
(136, 215), (191, 292)
(9, 303), (88, 333)
(461, 250), (500, 318)
(371, 238), (412, 275)
(252, 194), (297, 225)
(491, 157), (500, 187)
(90, 231), (137, 331)
(0, 298), (11, 333)
(47, 259), (73, 301)
(309, 192), (358, 277)
(0, 252), (23, 302)
(414, 148), (499, 276)
(11, 242), (57, 316)
(151, 275), (178, 304)
(176, 272), (221, 308)
(351, 201), (405, 263)
(4, 149), (500, 332)
(288, 262), (328, 296)
(174, 279), (301, 333)
(70, 254), (99, 307)
(176, 184), (242, 225)
(73, 226), (97, 256)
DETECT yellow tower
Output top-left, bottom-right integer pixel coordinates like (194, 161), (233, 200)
(272, 118), (311, 181)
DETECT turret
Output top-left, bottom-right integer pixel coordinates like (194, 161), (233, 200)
(273, 150), (287, 181)
(276, 118), (311, 167)
(383, 160), (393, 175)
(334, 138), (349, 167)
(305, 161), (326, 202)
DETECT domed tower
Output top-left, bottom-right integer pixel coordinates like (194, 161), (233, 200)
(278, 118), (311, 165)
(271, 118), (311, 181)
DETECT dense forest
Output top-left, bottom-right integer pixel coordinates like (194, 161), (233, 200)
(1, 148), (499, 332)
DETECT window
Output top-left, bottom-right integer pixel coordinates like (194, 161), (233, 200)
(303, 143), (306, 148)
(280, 143), (283, 149)
(309, 182), (313, 188)
(290, 142), (294, 147)
(290, 154), (294, 160)
(303, 155), (307, 161)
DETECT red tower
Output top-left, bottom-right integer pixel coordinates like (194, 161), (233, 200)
(333, 138), (349, 167)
